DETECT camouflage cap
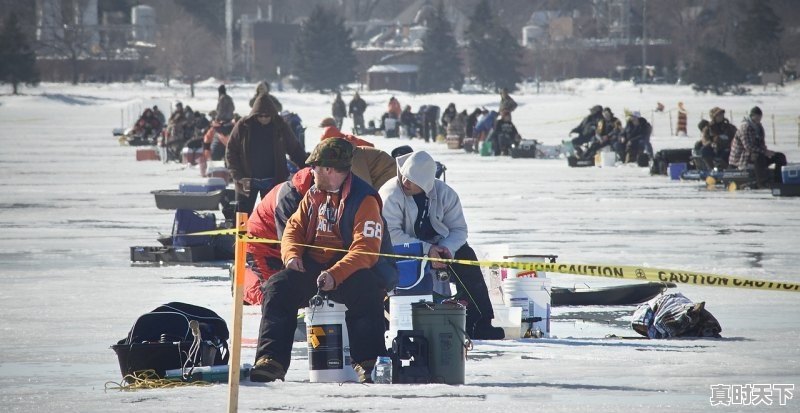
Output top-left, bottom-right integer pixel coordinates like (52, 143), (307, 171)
(306, 137), (353, 169)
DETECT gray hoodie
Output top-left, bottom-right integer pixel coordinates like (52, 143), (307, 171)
(378, 151), (468, 255)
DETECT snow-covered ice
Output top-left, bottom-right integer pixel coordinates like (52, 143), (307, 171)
(1, 80), (799, 412)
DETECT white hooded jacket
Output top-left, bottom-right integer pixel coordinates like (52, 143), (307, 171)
(378, 151), (468, 255)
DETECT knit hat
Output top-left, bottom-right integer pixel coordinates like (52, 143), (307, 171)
(750, 106), (762, 116)
(319, 117), (337, 127)
(305, 138), (353, 169)
(218, 84), (226, 94)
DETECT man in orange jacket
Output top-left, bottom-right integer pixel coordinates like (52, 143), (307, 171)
(250, 138), (394, 383)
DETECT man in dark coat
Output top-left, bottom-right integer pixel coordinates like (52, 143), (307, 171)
(616, 111), (652, 163)
(348, 92), (367, 134)
(699, 107), (737, 169)
(332, 92), (347, 130)
(226, 94), (306, 214)
(570, 105), (603, 156)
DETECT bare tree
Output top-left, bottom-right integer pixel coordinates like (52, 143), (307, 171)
(153, 7), (222, 96)
(36, 1), (96, 85)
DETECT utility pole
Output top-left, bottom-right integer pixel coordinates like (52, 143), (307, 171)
(225, 0), (233, 78)
(641, 0), (647, 82)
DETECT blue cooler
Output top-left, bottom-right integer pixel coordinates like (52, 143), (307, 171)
(668, 162), (687, 180)
(782, 164), (800, 185)
(179, 178), (227, 193)
(393, 242), (433, 296)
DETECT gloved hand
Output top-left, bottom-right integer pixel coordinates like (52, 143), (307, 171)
(428, 245), (452, 269)
(317, 271), (335, 291)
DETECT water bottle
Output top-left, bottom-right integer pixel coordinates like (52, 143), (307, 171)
(370, 356), (393, 384)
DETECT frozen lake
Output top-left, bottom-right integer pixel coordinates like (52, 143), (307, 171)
(0, 80), (798, 412)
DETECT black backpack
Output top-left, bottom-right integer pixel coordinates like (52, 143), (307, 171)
(111, 302), (229, 380)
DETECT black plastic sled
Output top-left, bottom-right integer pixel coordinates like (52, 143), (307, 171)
(551, 282), (676, 307)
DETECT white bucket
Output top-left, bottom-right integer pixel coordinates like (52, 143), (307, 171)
(491, 305), (523, 339)
(599, 151), (616, 167)
(502, 277), (552, 338)
(305, 300), (358, 383)
(385, 295), (432, 350)
(503, 255), (550, 279)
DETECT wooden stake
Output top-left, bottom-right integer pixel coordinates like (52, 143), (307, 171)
(669, 110), (674, 136)
(228, 212), (247, 413)
(772, 114), (776, 145)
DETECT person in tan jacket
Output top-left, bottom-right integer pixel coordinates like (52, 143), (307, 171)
(319, 119), (395, 189)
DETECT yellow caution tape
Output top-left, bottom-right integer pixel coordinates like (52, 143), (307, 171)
(183, 230), (800, 292)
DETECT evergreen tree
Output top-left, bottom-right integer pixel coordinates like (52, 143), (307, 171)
(684, 47), (746, 95)
(0, 13), (39, 95)
(417, 2), (463, 93)
(466, 0), (522, 91)
(734, 1), (783, 74)
(292, 6), (356, 92)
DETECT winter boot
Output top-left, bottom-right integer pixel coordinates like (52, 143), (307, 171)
(466, 310), (505, 340)
(353, 358), (377, 383)
(471, 319), (505, 340)
(250, 357), (286, 382)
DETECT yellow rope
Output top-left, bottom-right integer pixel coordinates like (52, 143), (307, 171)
(104, 370), (212, 391)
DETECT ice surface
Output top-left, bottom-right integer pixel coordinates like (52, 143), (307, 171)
(1, 80), (798, 412)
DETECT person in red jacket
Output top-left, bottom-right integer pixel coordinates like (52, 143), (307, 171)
(319, 117), (374, 147)
(243, 167), (314, 305)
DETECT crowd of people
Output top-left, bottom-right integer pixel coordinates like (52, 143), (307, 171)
(125, 80), (792, 386)
(565, 102), (788, 187)
(569, 105), (653, 165)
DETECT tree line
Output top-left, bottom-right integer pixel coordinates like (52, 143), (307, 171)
(0, 0), (793, 95)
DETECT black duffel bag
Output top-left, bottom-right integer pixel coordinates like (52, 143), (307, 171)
(650, 148), (693, 175)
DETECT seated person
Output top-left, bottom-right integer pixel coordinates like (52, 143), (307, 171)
(699, 107), (737, 170)
(131, 108), (162, 143)
(319, 117), (374, 147)
(400, 105), (419, 138)
(491, 110), (520, 156)
(244, 168), (314, 305)
(570, 105), (603, 156)
(318, 125), (395, 190)
(729, 106), (787, 188)
(379, 151), (504, 340)
(616, 111), (652, 163)
(380, 111), (400, 138)
(581, 107), (622, 160)
(250, 138), (392, 383)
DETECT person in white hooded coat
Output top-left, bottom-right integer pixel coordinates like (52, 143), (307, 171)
(379, 151), (504, 340)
